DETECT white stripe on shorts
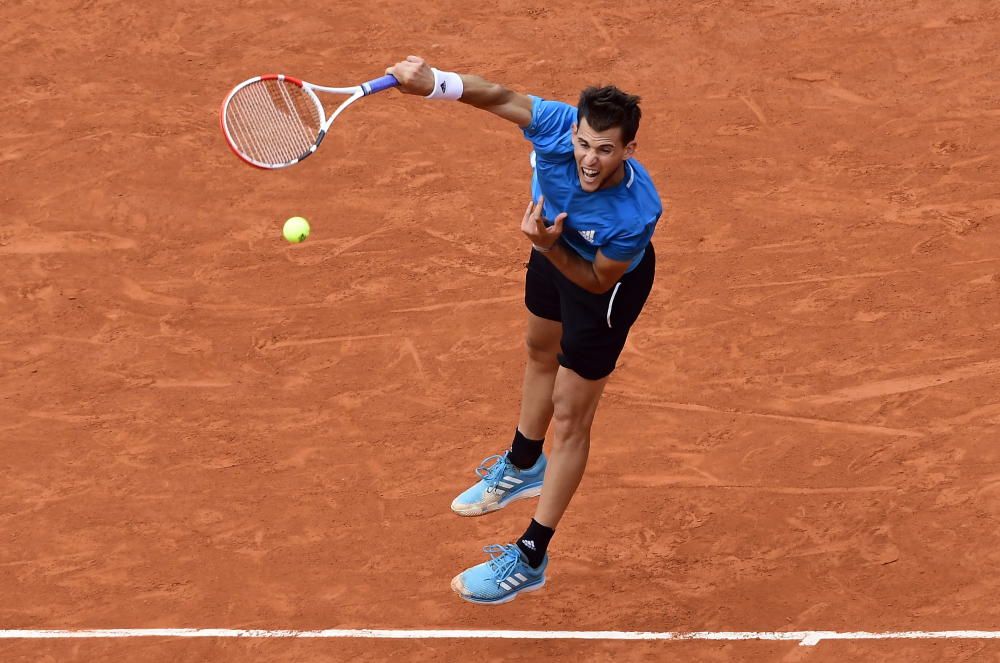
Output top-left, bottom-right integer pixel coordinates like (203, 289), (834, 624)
(606, 282), (622, 328)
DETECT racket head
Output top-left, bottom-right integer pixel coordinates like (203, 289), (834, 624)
(220, 74), (326, 169)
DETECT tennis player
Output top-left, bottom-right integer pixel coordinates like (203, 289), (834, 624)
(387, 56), (663, 604)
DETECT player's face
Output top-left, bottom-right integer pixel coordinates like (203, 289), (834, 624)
(572, 118), (636, 192)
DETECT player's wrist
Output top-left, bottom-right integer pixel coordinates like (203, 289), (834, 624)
(532, 242), (556, 254)
(425, 68), (464, 100)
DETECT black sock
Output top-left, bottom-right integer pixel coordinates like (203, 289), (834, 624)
(516, 519), (554, 568)
(508, 429), (543, 470)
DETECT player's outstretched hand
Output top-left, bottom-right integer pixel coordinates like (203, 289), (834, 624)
(386, 55), (435, 96)
(522, 195), (566, 251)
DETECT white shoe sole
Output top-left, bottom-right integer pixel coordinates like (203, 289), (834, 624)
(450, 485), (542, 517)
(450, 573), (546, 605)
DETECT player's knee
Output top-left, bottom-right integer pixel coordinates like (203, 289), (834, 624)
(550, 393), (592, 440)
(525, 334), (559, 366)
(549, 417), (591, 453)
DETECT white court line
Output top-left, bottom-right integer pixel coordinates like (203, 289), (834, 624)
(1, 629), (999, 647)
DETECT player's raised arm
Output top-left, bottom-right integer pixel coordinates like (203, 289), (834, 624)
(387, 56), (533, 128)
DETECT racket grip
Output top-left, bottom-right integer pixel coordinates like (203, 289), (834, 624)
(362, 74), (399, 96)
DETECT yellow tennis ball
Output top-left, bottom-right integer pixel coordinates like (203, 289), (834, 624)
(283, 216), (310, 243)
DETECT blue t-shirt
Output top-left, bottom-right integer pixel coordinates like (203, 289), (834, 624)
(522, 95), (662, 272)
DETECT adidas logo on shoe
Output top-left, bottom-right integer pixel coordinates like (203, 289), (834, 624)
(451, 452), (547, 517)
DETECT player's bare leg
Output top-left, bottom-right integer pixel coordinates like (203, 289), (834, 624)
(532, 366), (608, 528)
(450, 312), (559, 516)
(451, 365), (608, 603)
(516, 312), (562, 440)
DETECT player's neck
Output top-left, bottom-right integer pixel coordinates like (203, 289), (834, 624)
(597, 162), (627, 191)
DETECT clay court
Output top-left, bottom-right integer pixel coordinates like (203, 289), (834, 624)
(2, 0), (999, 660)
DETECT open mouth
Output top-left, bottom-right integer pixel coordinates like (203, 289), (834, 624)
(580, 166), (599, 184)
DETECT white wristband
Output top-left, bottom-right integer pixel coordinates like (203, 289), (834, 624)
(425, 68), (464, 101)
(532, 243), (554, 253)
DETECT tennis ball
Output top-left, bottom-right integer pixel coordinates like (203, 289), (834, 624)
(283, 216), (310, 243)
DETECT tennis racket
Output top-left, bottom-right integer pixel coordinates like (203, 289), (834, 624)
(220, 72), (399, 169)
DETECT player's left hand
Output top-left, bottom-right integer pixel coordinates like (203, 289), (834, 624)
(521, 195), (566, 251)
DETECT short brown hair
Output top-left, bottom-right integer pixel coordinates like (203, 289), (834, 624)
(577, 86), (642, 144)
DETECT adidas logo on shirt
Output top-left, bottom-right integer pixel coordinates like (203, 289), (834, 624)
(579, 229), (596, 244)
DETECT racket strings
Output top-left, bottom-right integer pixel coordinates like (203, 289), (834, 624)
(225, 79), (322, 166)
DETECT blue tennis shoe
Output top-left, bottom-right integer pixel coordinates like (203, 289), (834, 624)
(450, 452), (546, 516)
(451, 544), (547, 605)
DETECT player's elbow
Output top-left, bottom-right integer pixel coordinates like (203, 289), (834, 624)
(591, 255), (631, 295)
(588, 275), (617, 295)
(492, 83), (515, 105)
(463, 82), (508, 109)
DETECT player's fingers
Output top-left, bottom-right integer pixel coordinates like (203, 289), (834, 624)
(521, 201), (536, 227)
(529, 196), (546, 221)
(521, 201), (534, 225)
(552, 212), (568, 231)
(406, 55), (424, 64)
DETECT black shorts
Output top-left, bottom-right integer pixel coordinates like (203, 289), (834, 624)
(524, 243), (655, 381)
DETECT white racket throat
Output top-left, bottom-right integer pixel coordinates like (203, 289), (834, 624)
(220, 72), (398, 170)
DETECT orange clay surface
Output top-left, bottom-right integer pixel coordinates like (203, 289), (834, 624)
(2, 0), (999, 661)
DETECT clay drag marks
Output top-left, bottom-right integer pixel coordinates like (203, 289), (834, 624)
(600, 0), (1000, 641)
(2, 0), (1000, 661)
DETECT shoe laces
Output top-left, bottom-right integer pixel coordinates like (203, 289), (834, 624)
(474, 454), (512, 493)
(482, 544), (521, 582)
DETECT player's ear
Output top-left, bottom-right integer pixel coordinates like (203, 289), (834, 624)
(623, 140), (637, 160)
(571, 123), (578, 136)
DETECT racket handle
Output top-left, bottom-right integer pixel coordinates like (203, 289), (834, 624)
(361, 74), (399, 96)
